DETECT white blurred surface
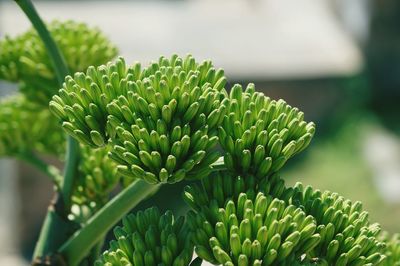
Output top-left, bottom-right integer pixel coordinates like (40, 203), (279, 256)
(0, 0), (362, 79)
(0, 159), (27, 266)
(363, 127), (400, 203)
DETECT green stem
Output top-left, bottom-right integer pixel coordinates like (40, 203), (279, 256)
(15, 0), (81, 262)
(15, 0), (68, 84)
(16, 0), (80, 212)
(59, 180), (160, 266)
(61, 137), (80, 213)
(18, 151), (62, 188)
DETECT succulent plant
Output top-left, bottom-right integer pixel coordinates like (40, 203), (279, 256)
(0, 20), (117, 105)
(1, 8), (396, 263)
(50, 55), (228, 184)
(96, 207), (193, 266)
(290, 183), (386, 265)
(0, 94), (64, 157)
(219, 83), (315, 178)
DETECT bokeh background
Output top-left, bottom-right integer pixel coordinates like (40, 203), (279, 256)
(0, 0), (399, 264)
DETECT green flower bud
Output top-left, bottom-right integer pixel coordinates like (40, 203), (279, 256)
(0, 20), (117, 105)
(97, 207), (193, 266)
(219, 83), (315, 178)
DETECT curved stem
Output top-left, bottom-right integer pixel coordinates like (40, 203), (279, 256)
(59, 180), (160, 266)
(15, 0), (81, 262)
(15, 0), (68, 83)
(14, 0), (80, 210)
(18, 151), (62, 188)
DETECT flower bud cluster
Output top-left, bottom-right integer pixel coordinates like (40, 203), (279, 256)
(72, 145), (120, 207)
(291, 183), (386, 265)
(51, 55), (228, 183)
(183, 171), (319, 265)
(183, 171), (293, 211)
(186, 190), (319, 265)
(0, 94), (64, 157)
(0, 20), (117, 105)
(96, 207), (193, 266)
(219, 83), (315, 178)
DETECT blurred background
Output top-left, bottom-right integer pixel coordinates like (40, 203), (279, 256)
(0, 0), (399, 264)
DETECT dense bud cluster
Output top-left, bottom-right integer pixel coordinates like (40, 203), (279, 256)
(219, 84), (315, 178)
(290, 183), (386, 265)
(96, 207), (193, 266)
(50, 55), (227, 183)
(184, 171), (392, 265)
(183, 171), (293, 211)
(0, 94), (64, 157)
(185, 187), (319, 265)
(0, 20), (117, 105)
(72, 145), (120, 207)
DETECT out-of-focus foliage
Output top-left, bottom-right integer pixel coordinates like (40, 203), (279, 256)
(0, 20), (118, 105)
(0, 94), (64, 157)
(381, 233), (400, 266)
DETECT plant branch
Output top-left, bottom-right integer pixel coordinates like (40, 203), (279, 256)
(15, 0), (68, 83)
(15, 0), (81, 262)
(61, 137), (80, 212)
(59, 180), (160, 266)
(18, 151), (62, 188)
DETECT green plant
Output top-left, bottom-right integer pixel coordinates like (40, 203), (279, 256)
(0, 0), (399, 265)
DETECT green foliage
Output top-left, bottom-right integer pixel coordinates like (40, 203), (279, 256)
(0, 94), (64, 157)
(50, 55), (227, 184)
(96, 207), (193, 266)
(0, 20), (117, 105)
(219, 83), (315, 178)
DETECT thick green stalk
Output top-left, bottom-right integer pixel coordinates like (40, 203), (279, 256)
(59, 158), (224, 265)
(59, 180), (160, 266)
(15, 0), (80, 262)
(61, 137), (80, 212)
